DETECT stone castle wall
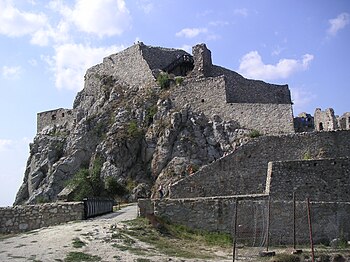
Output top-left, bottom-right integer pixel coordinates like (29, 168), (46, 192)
(139, 198), (350, 245)
(169, 131), (350, 198)
(0, 202), (84, 233)
(212, 66), (292, 105)
(171, 76), (294, 135)
(266, 157), (350, 201)
(37, 108), (74, 133)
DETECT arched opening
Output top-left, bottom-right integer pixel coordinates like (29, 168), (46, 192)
(319, 122), (324, 131)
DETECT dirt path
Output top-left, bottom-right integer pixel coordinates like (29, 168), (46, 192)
(0, 204), (140, 261)
(0, 204), (233, 262)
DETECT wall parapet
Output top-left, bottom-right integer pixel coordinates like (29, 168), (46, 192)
(0, 202), (84, 234)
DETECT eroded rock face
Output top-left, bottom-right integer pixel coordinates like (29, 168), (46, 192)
(14, 44), (253, 205)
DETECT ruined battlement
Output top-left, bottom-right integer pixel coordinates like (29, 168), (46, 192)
(37, 108), (74, 133)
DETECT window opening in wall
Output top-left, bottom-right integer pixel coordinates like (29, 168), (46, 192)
(62, 113), (65, 117)
(201, 99), (205, 103)
(319, 122), (323, 131)
(52, 114), (56, 120)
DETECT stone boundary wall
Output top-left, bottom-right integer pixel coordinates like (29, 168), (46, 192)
(139, 198), (350, 245)
(267, 157), (350, 202)
(170, 76), (294, 135)
(37, 108), (74, 133)
(169, 130), (350, 198)
(0, 202), (84, 233)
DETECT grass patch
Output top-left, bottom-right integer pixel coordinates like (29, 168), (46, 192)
(271, 253), (301, 262)
(72, 238), (86, 248)
(112, 243), (149, 256)
(122, 217), (231, 259)
(64, 252), (101, 262)
(249, 129), (261, 138)
(157, 72), (170, 89)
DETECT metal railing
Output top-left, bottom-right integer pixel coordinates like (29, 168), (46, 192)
(83, 197), (114, 219)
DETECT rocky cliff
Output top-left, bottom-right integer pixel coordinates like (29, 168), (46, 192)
(15, 43), (262, 205)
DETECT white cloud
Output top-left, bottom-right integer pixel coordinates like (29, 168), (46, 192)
(47, 43), (125, 91)
(0, 1), (47, 37)
(137, 0), (154, 14)
(238, 51), (314, 81)
(327, 12), (350, 36)
(71, 0), (131, 37)
(30, 20), (71, 46)
(234, 8), (248, 17)
(2, 66), (21, 79)
(209, 20), (229, 27)
(176, 27), (208, 38)
(0, 139), (13, 152)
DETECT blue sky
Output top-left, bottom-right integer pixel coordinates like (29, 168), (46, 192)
(0, 0), (349, 206)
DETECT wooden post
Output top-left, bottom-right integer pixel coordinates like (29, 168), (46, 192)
(293, 191), (296, 250)
(266, 196), (271, 252)
(233, 198), (239, 262)
(307, 198), (315, 262)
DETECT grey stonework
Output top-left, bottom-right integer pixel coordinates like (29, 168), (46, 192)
(37, 108), (75, 133)
(266, 157), (350, 201)
(0, 202), (84, 233)
(314, 108), (338, 131)
(139, 156), (350, 245)
(169, 130), (350, 198)
(191, 43), (212, 77)
(338, 112), (350, 130)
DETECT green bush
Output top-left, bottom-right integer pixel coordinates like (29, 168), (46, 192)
(105, 176), (128, 197)
(249, 129), (261, 138)
(303, 151), (312, 160)
(127, 120), (143, 138)
(175, 76), (184, 86)
(67, 157), (104, 201)
(157, 72), (170, 89)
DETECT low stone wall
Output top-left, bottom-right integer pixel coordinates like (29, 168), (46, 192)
(139, 197), (350, 245)
(0, 202), (84, 233)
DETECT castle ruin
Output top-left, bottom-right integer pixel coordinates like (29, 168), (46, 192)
(37, 43), (294, 135)
(32, 43), (350, 245)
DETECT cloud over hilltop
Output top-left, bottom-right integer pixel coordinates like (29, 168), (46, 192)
(238, 51), (314, 81)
